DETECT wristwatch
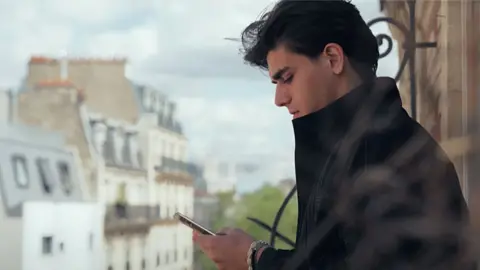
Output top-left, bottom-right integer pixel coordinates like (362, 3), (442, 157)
(247, 240), (270, 270)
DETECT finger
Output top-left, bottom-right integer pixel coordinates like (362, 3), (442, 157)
(216, 227), (234, 235)
(194, 234), (215, 251)
(192, 230), (198, 241)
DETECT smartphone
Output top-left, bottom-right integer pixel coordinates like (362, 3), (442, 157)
(173, 212), (216, 235)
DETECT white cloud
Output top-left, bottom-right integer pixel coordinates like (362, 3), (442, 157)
(0, 0), (401, 191)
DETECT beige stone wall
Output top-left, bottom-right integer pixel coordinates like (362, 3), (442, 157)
(16, 87), (95, 192)
(381, 0), (479, 196)
(26, 57), (139, 123)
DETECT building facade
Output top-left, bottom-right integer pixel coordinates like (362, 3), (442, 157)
(380, 0), (480, 201)
(15, 56), (194, 270)
(135, 85), (194, 270)
(0, 123), (104, 270)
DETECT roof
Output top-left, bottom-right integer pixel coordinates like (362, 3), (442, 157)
(0, 123), (85, 218)
(29, 56), (126, 65)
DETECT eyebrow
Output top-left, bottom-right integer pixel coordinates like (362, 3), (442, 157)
(271, 67), (290, 84)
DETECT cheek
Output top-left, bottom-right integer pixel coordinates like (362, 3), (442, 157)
(290, 78), (315, 109)
(296, 73), (330, 112)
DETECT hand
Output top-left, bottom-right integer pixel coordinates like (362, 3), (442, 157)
(194, 227), (255, 270)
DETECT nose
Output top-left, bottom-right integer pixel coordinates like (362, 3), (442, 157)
(274, 85), (291, 107)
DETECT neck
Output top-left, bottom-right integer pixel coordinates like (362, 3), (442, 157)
(332, 73), (365, 103)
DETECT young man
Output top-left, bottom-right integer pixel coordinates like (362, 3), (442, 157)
(194, 1), (472, 269)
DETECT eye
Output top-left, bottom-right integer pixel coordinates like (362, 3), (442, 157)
(283, 75), (294, 84)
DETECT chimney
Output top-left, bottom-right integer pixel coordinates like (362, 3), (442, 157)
(60, 50), (68, 80)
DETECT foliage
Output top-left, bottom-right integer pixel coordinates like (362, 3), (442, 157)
(212, 190), (237, 230)
(233, 184), (297, 249)
(195, 185), (297, 270)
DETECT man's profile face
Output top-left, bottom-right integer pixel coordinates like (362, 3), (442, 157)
(266, 44), (345, 119)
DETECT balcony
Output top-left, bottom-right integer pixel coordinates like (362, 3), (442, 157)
(104, 204), (176, 235)
(155, 157), (193, 185)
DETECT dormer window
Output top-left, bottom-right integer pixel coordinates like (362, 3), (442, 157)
(12, 155), (29, 188)
(114, 130), (124, 163)
(91, 121), (107, 154)
(137, 151), (143, 168)
(57, 162), (73, 195)
(36, 158), (55, 194)
(129, 134), (141, 167)
(103, 127), (115, 163)
(122, 133), (132, 165)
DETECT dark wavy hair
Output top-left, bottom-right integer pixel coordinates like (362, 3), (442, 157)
(240, 0), (379, 79)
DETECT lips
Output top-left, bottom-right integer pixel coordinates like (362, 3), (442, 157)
(290, 111), (299, 119)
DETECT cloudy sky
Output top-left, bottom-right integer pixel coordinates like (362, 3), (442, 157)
(1, 0), (399, 193)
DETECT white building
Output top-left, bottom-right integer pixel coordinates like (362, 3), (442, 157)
(0, 123), (104, 270)
(15, 56), (195, 270)
(135, 85), (194, 270)
(81, 107), (194, 270)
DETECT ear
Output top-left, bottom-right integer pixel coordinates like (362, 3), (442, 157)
(323, 43), (345, 75)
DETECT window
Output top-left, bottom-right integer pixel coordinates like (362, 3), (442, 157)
(57, 162), (73, 194)
(92, 122), (107, 154)
(42, 236), (53, 255)
(103, 127), (116, 162)
(114, 131), (124, 163)
(137, 151), (143, 168)
(12, 155), (29, 188)
(122, 134), (132, 165)
(36, 158), (54, 194)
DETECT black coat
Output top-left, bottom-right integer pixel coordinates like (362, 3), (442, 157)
(257, 77), (471, 270)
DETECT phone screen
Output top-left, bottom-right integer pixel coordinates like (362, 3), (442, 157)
(173, 212), (216, 235)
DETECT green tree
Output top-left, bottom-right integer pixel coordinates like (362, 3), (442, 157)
(195, 186), (297, 269)
(233, 184), (297, 249)
(212, 190), (236, 230)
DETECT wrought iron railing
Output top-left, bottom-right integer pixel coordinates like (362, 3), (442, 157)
(104, 204), (161, 225)
(241, 0), (438, 249)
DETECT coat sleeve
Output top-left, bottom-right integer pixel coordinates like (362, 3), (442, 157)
(256, 247), (336, 270)
(344, 157), (472, 270)
(256, 248), (294, 270)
